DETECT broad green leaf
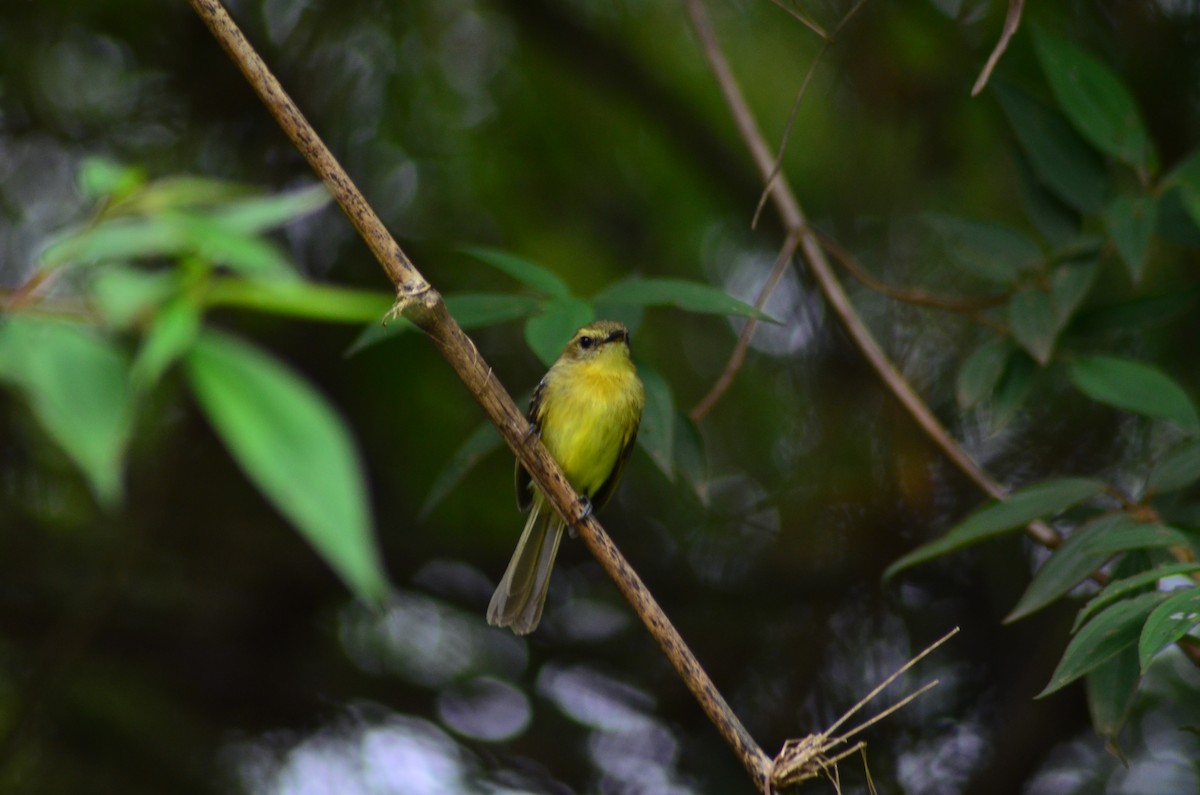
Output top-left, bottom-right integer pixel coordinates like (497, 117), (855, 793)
(1103, 195), (1157, 284)
(419, 421), (503, 519)
(0, 317), (133, 506)
(175, 214), (297, 281)
(79, 157), (145, 200)
(1013, 151), (1082, 246)
(345, 292), (541, 356)
(923, 213), (1042, 284)
(1050, 258), (1098, 320)
(185, 330), (387, 604)
(591, 277), (775, 322)
(1166, 150), (1200, 229)
(1006, 513), (1138, 623)
(111, 175), (254, 216)
(525, 297), (594, 367)
(203, 184), (331, 234)
(1139, 586), (1200, 671)
(1009, 289), (1059, 365)
(207, 279), (394, 323)
(884, 478), (1106, 580)
(637, 364), (675, 481)
(993, 83), (1108, 214)
(90, 266), (179, 330)
(1069, 356), (1200, 433)
(1033, 29), (1156, 172)
(1086, 645), (1140, 745)
(42, 214), (188, 269)
(1069, 287), (1200, 338)
(131, 295), (202, 391)
(990, 350), (1036, 431)
(460, 246), (571, 299)
(1038, 591), (1165, 697)
(1075, 562), (1200, 631)
(956, 338), (1013, 409)
(1148, 440), (1200, 494)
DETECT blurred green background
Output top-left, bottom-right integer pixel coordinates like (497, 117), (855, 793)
(3, 1), (1200, 794)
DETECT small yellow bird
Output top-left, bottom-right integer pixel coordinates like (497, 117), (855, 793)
(488, 320), (646, 635)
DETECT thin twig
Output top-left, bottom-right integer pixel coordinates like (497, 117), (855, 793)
(186, 0), (772, 789)
(767, 0), (829, 40)
(972, 0), (1024, 97)
(683, 0), (1063, 550)
(691, 231), (800, 421)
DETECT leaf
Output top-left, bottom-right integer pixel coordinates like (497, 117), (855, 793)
(131, 295), (202, 391)
(184, 330), (388, 604)
(1076, 562), (1200, 631)
(1139, 586), (1200, 671)
(90, 266), (179, 330)
(524, 297), (594, 368)
(1103, 195), (1158, 284)
(0, 317), (133, 506)
(993, 83), (1108, 214)
(1069, 356), (1200, 433)
(923, 213), (1042, 284)
(207, 279), (394, 324)
(591, 277), (776, 322)
(1086, 645), (1140, 745)
(460, 246), (571, 299)
(957, 338), (1013, 410)
(989, 350), (1036, 431)
(1166, 149), (1200, 229)
(1006, 513), (1138, 623)
(637, 364), (675, 481)
(1069, 287), (1200, 338)
(1008, 288), (1059, 365)
(203, 184), (331, 234)
(1149, 440), (1200, 494)
(1033, 29), (1156, 172)
(345, 292), (541, 356)
(42, 215), (189, 269)
(1050, 258), (1099, 320)
(883, 478), (1106, 580)
(79, 157), (145, 200)
(1013, 151), (1082, 247)
(419, 421), (503, 519)
(1038, 591), (1165, 697)
(174, 214), (298, 281)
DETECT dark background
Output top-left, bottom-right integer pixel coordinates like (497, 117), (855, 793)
(2, 1), (1200, 794)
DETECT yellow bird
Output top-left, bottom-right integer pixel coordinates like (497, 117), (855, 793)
(488, 320), (646, 635)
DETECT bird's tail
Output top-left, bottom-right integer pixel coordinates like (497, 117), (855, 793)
(487, 495), (565, 635)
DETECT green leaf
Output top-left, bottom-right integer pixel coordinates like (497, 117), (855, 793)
(1103, 195), (1157, 284)
(956, 338), (1013, 410)
(591, 277), (775, 322)
(184, 330), (388, 605)
(1076, 562), (1200, 631)
(112, 175), (254, 215)
(1086, 645), (1140, 745)
(419, 421), (503, 519)
(1069, 356), (1200, 433)
(1033, 29), (1156, 172)
(203, 184), (331, 234)
(1013, 151), (1083, 246)
(993, 83), (1108, 214)
(1009, 288), (1059, 365)
(1069, 287), (1200, 338)
(42, 215), (188, 269)
(0, 317), (133, 506)
(1149, 440), (1200, 494)
(923, 213), (1042, 284)
(345, 292), (541, 357)
(1050, 258), (1099, 320)
(1166, 150), (1200, 229)
(524, 297), (594, 368)
(131, 295), (202, 391)
(637, 364), (675, 481)
(207, 279), (394, 324)
(1038, 591), (1166, 697)
(460, 246), (571, 299)
(79, 157), (145, 200)
(1006, 513), (1138, 623)
(90, 266), (179, 330)
(1139, 586), (1200, 671)
(989, 350), (1036, 431)
(174, 214), (298, 281)
(884, 478), (1106, 581)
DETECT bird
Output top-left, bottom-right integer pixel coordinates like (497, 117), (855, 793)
(487, 320), (645, 635)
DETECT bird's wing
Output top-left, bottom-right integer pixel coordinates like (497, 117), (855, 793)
(589, 417), (640, 513)
(514, 377), (547, 512)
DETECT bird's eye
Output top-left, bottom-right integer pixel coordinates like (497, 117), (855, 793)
(578, 336), (593, 350)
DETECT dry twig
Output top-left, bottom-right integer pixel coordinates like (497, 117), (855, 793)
(972, 0), (1025, 97)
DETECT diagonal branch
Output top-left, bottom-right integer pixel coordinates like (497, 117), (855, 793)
(682, 0), (1062, 550)
(186, 0), (773, 789)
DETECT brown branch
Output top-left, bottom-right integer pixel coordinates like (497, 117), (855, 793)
(972, 0), (1024, 97)
(691, 231), (799, 421)
(185, 0), (772, 789)
(682, 0), (1062, 552)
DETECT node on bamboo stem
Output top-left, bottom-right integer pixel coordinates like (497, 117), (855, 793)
(769, 627), (959, 794)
